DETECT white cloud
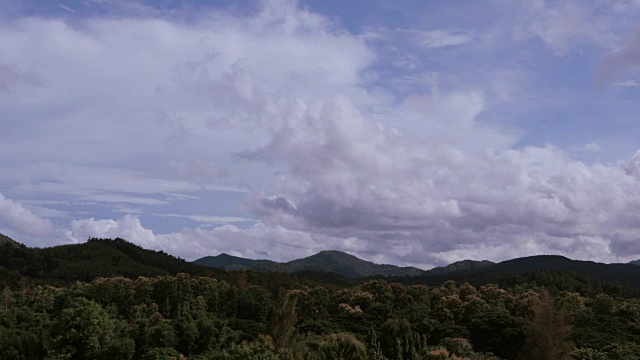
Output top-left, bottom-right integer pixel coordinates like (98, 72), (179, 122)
(0, 192), (58, 238)
(418, 30), (473, 49)
(1, 1), (640, 268)
(626, 150), (640, 178)
(71, 215), (157, 248)
(583, 142), (602, 152)
(58, 3), (77, 13)
(512, 1), (626, 55)
(154, 213), (254, 225)
(237, 86), (640, 265)
(612, 79), (639, 87)
(0, 192), (73, 247)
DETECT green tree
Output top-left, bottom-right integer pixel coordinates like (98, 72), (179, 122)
(49, 297), (127, 359)
(468, 309), (525, 359)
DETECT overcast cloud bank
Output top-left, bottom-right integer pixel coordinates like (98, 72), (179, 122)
(1, 0), (640, 268)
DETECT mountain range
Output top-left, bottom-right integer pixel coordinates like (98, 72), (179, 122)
(195, 250), (640, 289)
(195, 250), (429, 278)
(3, 232), (640, 290)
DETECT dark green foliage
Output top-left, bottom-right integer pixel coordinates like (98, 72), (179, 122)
(3, 270), (640, 359)
(467, 310), (526, 359)
(379, 318), (419, 360)
(49, 296), (131, 359)
(141, 347), (185, 360)
(0, 306), (50, 360)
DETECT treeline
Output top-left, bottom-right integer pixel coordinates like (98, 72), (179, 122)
(2, 272), (640, 359)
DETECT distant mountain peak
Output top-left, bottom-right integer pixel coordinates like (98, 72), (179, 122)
(195, 249), (425, 278)
(426, 259), (495, 275)
(194, 253), (279, 271)
(313, 250), (357, 257)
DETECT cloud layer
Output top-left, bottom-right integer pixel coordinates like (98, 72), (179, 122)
(0, 0), (640, 267)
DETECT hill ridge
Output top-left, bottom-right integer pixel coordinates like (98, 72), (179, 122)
(0, 232), (20, 246)
(4, 235), (640, 290)
(194, 249), (490, 278)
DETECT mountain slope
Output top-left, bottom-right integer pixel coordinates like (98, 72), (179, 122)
(0, 237), (219, 285)
(194, 250), (426, 278)
(194, 253), (280, 270)
(285, 250), (425, 278)
(0, 233), (19, 246)
(630, 260), (640, 265)
(425, 259), (495, 276)
(400, 255), (640, 292)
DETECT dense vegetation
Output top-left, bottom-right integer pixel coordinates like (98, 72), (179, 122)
(2, 237), (640, 359)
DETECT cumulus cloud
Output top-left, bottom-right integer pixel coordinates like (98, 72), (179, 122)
(68, 214), (359, 262)
(0, 192), (72, 247)
(1, 0), (640, 268)
(71, 215), (157, 249)
(0, 192), (58, 238)
(627, 150), (640, 178)
(238, 84), (640, 265)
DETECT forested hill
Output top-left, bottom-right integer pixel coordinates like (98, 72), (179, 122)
(479, 255), (640, 288)
(0, 232), (18, 246)
(630, 259), (640, 265)
(0, 237), (356, 289)
(194, 253), (281, 271)
(198, 251), (640, 291)
(195, 250), (426, 278)
(4, 234), (640, 292)
(391, 255), (640, 294)
(424, 259), (495, 275)
(0, 237), (220, 286)
(287, 250), (425, 278)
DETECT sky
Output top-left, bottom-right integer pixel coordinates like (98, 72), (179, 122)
(1, 0), (640, 268)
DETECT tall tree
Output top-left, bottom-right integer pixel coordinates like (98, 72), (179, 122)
(520, 291), (574, 360)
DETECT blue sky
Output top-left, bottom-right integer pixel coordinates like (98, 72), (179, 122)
(1, 0), (640, 267)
